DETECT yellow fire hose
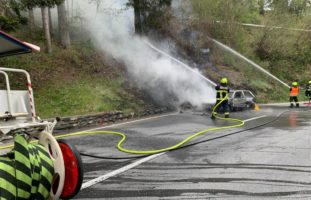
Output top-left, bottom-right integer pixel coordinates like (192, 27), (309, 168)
(0, 96), (245, 155)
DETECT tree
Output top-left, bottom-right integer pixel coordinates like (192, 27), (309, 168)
(191, 0), (261, 48)
(57, 0), (71, 48)
(133, 0), (143, 34)
(288, 0), (309, 16)
(258, 0), (265, 15)
(48, 7), (53, 34)
(0, 0), (7, 16)
(41, 6), (52, 53)
(272, 0), (290, 13)
(89, 0), (102, 15)
(20, 0), (38, 37)
(270, 0), (308, 15)
(127, 0), (172, 35)
(35, 0), (63, 53)
(0, 0), (27, 31)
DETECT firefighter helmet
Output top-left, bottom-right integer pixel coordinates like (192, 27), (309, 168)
(221, 77), (228, 84)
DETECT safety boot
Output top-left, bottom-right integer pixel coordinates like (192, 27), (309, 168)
(296, 103), (299, 108)
(224, 112), (229, 118)
(211, 112), (217, 120)
(290, 103), (294, 108)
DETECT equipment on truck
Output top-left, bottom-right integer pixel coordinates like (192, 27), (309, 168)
(0, 31), (83, 200)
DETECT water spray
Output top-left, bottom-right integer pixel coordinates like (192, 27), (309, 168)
(144, 40), (217, 87)
(144, 38), (290, 90)
(208, 36), (290, 89)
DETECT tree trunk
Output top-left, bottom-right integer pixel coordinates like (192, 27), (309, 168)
(133, 0), (142, 35)
(57, 0), (71, 48)
(41, 7), (52, 53)
(28, 9), (35, 38)
(71, 0), (74, 23)
(259, 0), (265, 15)
(0, 0), (7, 16)
(48, 7), (53, 35)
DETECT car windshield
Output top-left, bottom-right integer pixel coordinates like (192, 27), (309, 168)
(234, 91), (243, 98)
(244, 91), (254, 98)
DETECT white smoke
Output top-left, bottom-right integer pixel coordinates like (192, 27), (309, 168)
(85, 1), (216, 107)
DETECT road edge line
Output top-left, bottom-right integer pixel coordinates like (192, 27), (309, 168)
(81, 152), (165, 190)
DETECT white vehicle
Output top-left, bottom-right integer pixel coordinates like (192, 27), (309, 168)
(228, 90), (256, 111)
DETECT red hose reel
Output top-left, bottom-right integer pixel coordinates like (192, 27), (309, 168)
(53, 140), (84, 199)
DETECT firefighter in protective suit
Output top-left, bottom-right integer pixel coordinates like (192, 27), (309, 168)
(290, 81), (299, 108)
(305, 81), (311, 103)
(212, 77), (230, 119)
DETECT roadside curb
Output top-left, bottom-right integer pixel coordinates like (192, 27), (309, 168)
(47, 106), (176, 131)
(259, 102), (311, 107)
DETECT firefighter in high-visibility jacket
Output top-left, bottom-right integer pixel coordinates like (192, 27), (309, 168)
(290, 81), (299, 108)
(212, 77), (230, 119)
(306, 81), (311, 103)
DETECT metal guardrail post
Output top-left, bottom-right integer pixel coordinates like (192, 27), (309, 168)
(0, 70), (13, 114)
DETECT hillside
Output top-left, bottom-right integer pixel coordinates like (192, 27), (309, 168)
(165, 0), (311, 103)
(0, 37), (151, 118)
(1, 0), (310, 118)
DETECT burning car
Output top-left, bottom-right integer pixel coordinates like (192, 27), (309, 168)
(228, 90), (256, 111)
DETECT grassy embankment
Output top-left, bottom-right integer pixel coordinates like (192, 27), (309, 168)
(0, 39), (146, 118)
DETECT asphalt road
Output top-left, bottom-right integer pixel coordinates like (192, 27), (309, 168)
(66, 106), (311, 199)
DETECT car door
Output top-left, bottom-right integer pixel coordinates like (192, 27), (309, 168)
(243, 90), (256, 109)
(243, 90), (255, 102)
(233, 91), (245, 108)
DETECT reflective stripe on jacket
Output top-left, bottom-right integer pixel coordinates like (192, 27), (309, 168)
(290, 87), (299, 96)
(216, 85), (229, 100)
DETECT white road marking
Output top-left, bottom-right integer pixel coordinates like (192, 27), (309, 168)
(81, 114), (267, 190)
(81, 152), (165, 189)
(243, 115), (266, 122)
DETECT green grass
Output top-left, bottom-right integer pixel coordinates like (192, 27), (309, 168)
(35, 77), (145, 118)
(0, 40), (148, 119)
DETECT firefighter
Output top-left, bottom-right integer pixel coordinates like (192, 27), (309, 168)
(290, 81), (299, 108)
(305, 80), (311, 103)
(212, 77), (230, 119)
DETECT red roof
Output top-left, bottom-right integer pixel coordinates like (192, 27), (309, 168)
(0, 30), (40, 57)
